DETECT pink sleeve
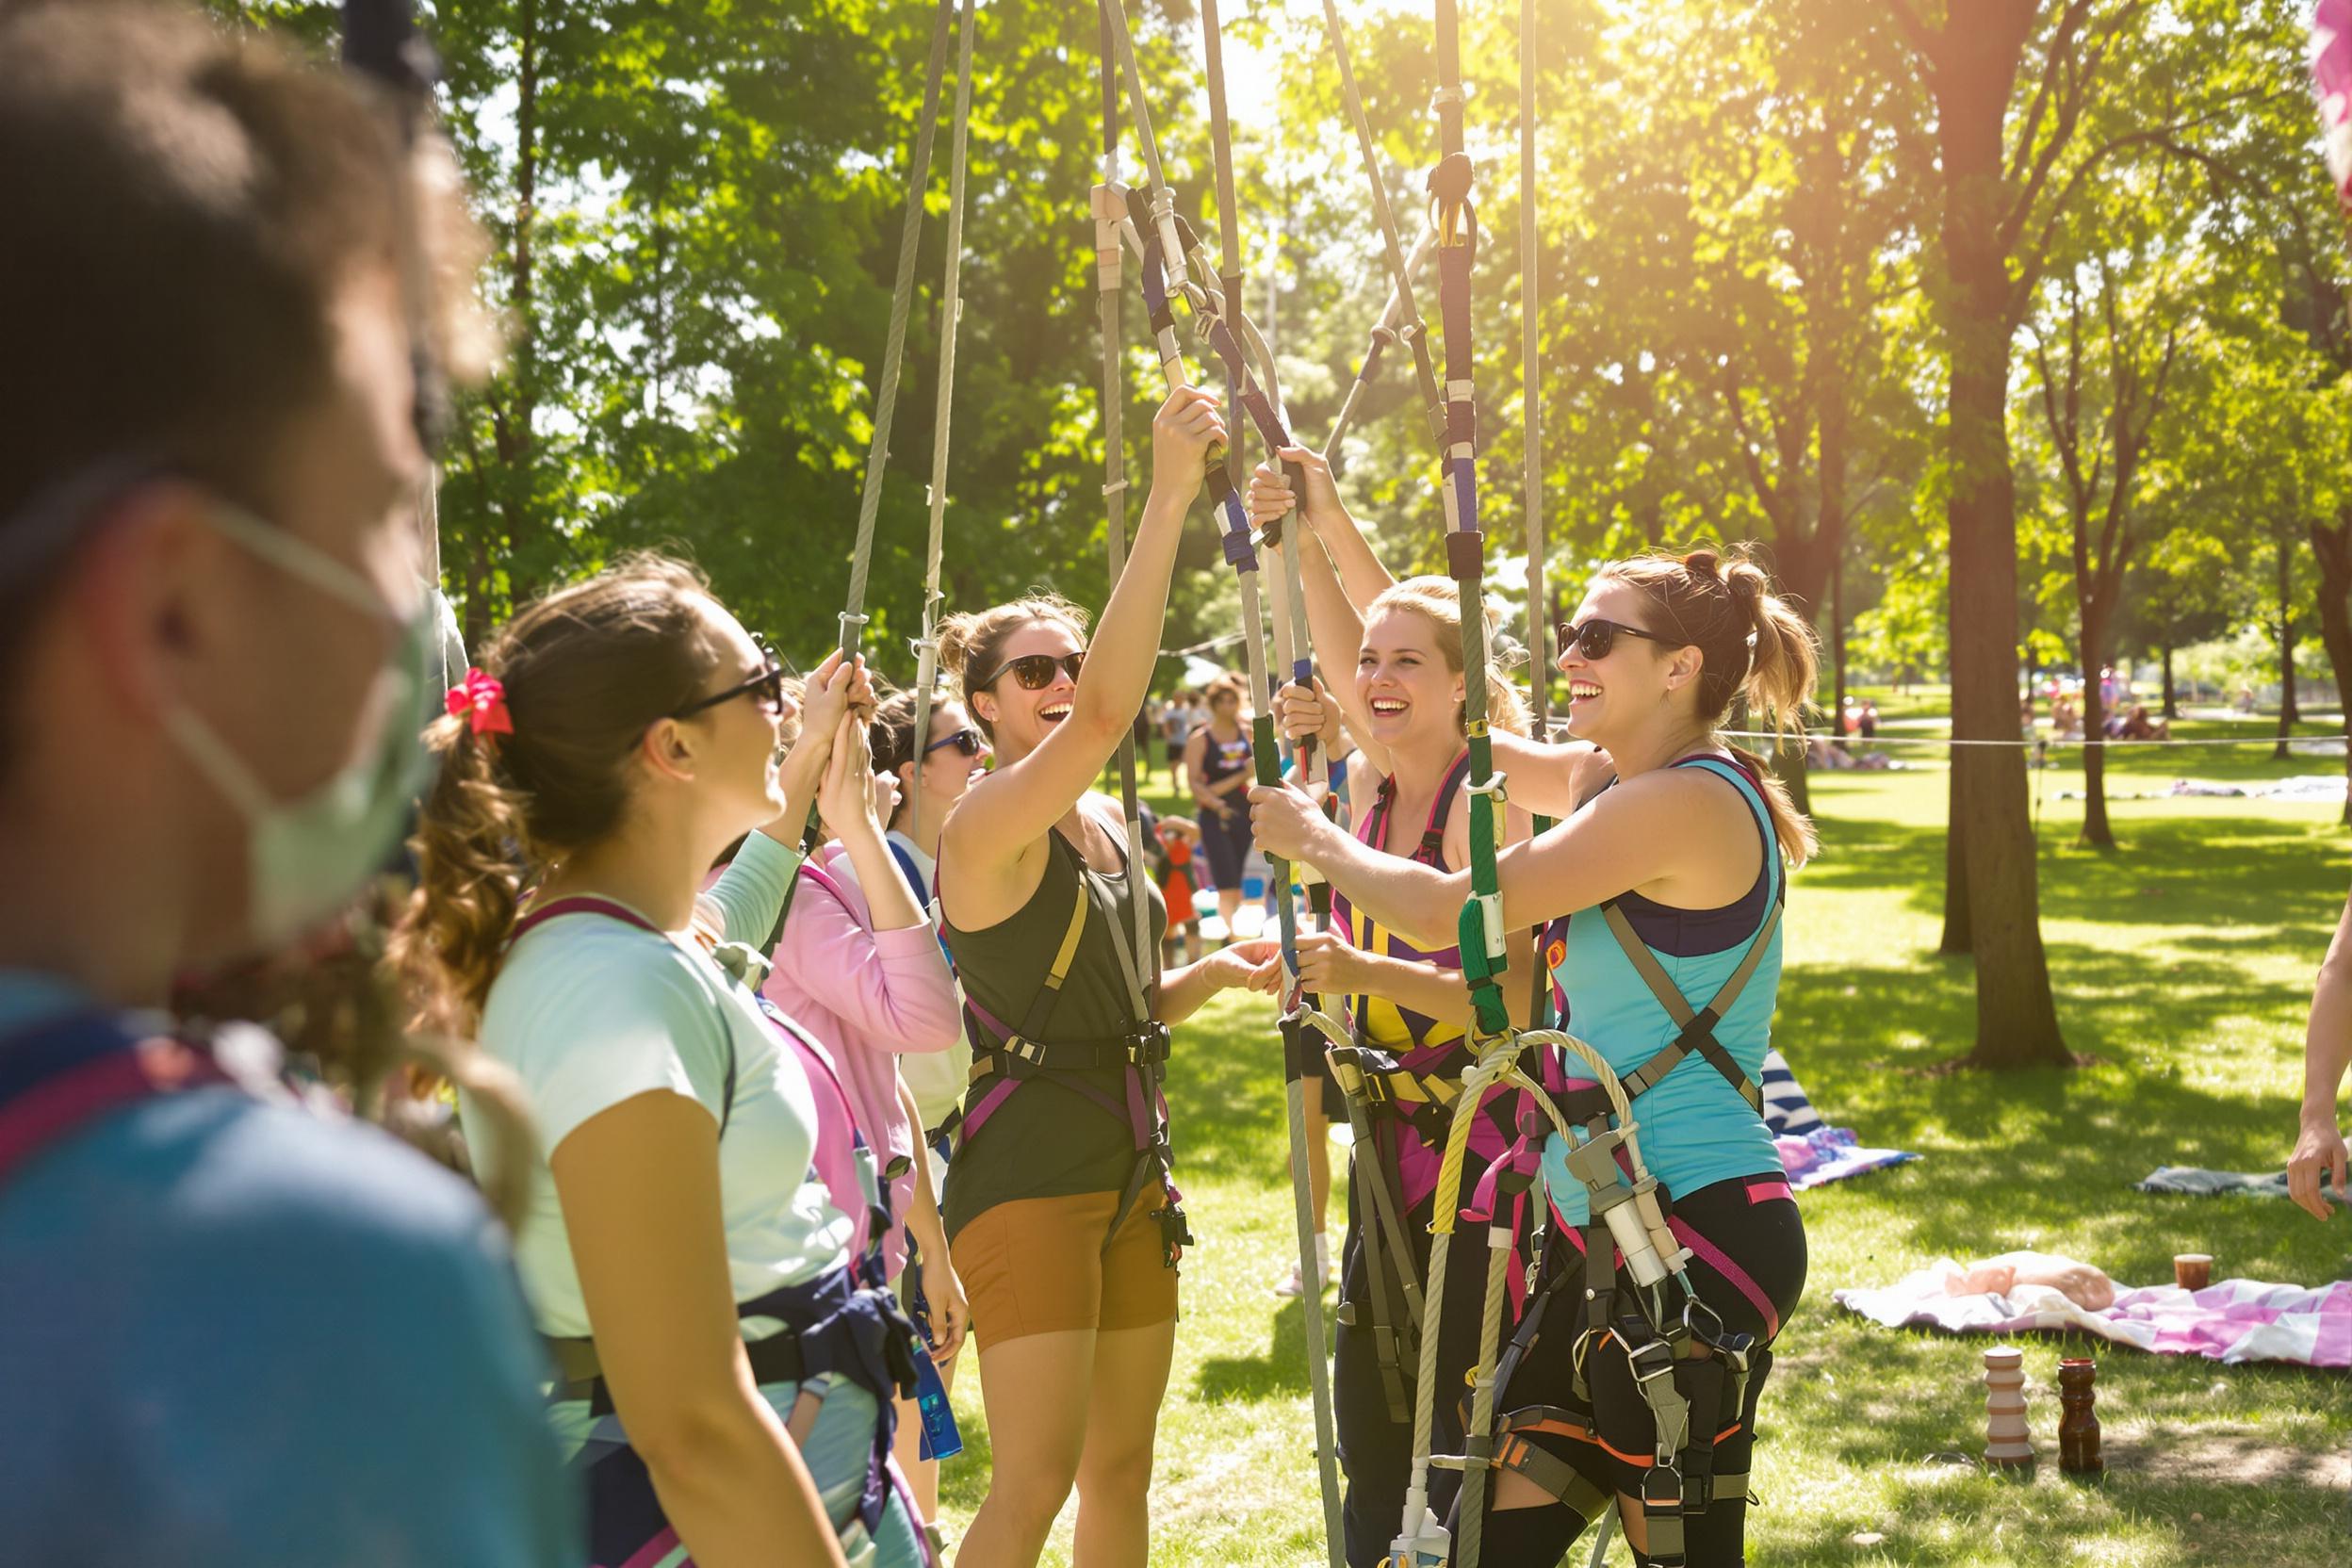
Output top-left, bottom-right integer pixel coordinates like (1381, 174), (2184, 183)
(774, 869), (961, 1055)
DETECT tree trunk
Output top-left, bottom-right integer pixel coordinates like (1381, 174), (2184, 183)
(1936, 14), (2066, 1065)
(2277, 535), (2300, 761)
(2311, 512), (2352, 825)
(2161, 643), (2177, 721)
(1830, 550), (1849, 743)
(2078, 604), (2114, 848)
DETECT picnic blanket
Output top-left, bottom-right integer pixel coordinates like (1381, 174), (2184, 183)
(1777, 1125), (1919, 1190)
(2138, 1166), (2350, 1207)
(1834, 1261), (2352, 1368)
(1760, 1048), (1919, 1190)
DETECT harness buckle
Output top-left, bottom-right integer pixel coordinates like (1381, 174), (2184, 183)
(1125, 1021), (1172, 1068)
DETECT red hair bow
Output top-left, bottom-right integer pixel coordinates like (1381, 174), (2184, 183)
(446, 667), (514, 738)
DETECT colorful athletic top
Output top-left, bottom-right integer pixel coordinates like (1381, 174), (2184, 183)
(1331, 750), (1511, 1215)
(1541, 754), (1785, 1225)
(1333, 750), (1474, 1056)
(1196, 723), (1252, 792)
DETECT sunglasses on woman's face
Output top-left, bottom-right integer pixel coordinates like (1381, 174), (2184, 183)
(1556, 617), (1682, 663)
(983, 651), (1086, 691)
(924, 727), (983, 758)
(673, 633), (793, 719)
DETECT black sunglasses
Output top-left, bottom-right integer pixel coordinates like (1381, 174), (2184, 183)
(1556, 617), (1683, 662)
(982, 651), (1086, 691)
(924, 727), (983, 758)
(673, 634), (792, 719)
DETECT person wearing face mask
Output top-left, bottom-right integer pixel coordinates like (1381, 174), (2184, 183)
(0, 7), (577, 1563)
(395, 553), (925, 1567)
(1254, 546), (1818, 1568)
(933, 388), (1277, 1568)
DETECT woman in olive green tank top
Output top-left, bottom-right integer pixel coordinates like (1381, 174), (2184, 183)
(936, 390), (1276, 1568)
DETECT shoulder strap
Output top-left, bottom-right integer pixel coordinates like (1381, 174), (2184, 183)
(0, 1013), (233, 1191)
(1417, 748), (1477, 864)
(508, 895), (740, 1138)
(1597, 758), (1782, 1113)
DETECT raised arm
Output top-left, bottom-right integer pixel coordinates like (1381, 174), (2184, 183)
(1250, 451), (1389, 776)
(944, 389), (1222, 867)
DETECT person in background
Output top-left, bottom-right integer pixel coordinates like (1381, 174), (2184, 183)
(1162, 689), (1196, 794)
(2118, 702), (2170, 742)
(0, 7), (576, 1562)
(2292, 885), (2352, 1220)
(1185, 671), (1258, 939)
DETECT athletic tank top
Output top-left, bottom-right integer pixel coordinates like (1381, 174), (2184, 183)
(1332, 750), (1474, 1056)
(1196, 724), (1252, 790)
(1541, 754), (1785, 1224)
(939, 812), (1168, 1240)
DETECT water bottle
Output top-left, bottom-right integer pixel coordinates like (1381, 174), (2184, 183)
(911, 1340), (961, 1461)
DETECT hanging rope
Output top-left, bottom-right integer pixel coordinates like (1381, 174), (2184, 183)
(906, 0), (977, 846)
(1326, 225), (1438, 467)
(1090, 0), (1156, 1007)
(770, 0), (960, 940)
(1316, 0), (1446, 457)
(1517, 0), (1555, 1035)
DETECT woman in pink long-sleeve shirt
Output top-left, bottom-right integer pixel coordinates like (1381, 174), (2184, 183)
(762, 726), (965, 1298)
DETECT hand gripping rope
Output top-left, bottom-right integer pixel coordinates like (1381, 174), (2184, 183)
(905, 0), (978, 849)
(771, 0), (963, 944)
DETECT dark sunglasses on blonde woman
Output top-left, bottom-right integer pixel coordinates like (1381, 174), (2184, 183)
(983, 651), (1085, 691)
(1556, 617), (1684, 663)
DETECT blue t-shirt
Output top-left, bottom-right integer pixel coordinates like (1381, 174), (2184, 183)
(0, 980), (580, 1565)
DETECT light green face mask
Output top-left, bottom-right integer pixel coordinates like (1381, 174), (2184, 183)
(163, 506), (433, 949)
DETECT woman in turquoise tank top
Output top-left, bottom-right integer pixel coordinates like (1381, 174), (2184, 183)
(1254, 546), (1819, 1568)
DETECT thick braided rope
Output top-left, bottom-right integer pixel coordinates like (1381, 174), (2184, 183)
(906, 0), (977, 841)
(841, 0), (959, 636)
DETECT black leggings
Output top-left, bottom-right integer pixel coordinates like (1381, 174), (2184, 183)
(1474, 1176), (1806, 1568)
(1331, 1145), (1527, 1568)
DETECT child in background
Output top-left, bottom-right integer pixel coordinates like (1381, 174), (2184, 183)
(1156, 814), (1204, 966)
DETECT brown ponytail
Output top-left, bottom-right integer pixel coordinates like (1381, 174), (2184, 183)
(391, 554), (724, 1036)
(1599, 546), (1821, 865)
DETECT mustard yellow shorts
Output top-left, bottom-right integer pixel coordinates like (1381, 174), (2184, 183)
(952, 1188), (1180, 1351)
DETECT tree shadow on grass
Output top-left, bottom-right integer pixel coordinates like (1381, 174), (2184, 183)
(1799, 809), (2345, 944)
(1192, 1292), (1335, 1404)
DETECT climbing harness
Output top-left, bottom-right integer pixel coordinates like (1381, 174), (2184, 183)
(772, 0), (966, 944)
(952, 833), (1189, 1267)
(905, 0), (978, 847)
(1326, 225), (1440, 468)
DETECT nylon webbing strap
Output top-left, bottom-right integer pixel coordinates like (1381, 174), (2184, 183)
(1427, 0), (1510, 1041)
(1325, 225), (1437, 466)
(1599, 894), (1780, 1113)
(1316, 0), (1445, 452)
(772, 0), (959, 945)
(906, 0), (978, 846)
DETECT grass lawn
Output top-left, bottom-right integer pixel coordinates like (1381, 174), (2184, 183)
(936, 755), (2352, 1566)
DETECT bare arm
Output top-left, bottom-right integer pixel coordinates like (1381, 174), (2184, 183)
(944, 389), (1224, 884)
(1156, 939), (1278, 1025)
(1251, 769), (1752, 953)
(2291, 884), (2352, 1220)
(1249, 453), (1389, 776)
(897, 1079), (967, 1359)
(552, 1092), (847, 1568)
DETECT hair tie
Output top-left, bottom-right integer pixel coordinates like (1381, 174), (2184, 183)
(446, 667), (514, 740)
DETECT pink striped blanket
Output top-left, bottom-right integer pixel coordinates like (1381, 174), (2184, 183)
(1835, 1261), (2352, 1368)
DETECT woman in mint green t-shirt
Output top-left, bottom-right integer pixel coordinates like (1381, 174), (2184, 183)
(398, 556), (922, 1568)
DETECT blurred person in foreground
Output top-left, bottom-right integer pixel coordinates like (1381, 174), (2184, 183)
(0, 4), (576, 1561)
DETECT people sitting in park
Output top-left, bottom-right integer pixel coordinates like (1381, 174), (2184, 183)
(2119, 703), (2170, 742)
(2050, 694), (2083, 740)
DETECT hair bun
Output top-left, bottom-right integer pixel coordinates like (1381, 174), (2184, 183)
(1682, 547), (1723, 580)
(1725, 562), (1766, 606)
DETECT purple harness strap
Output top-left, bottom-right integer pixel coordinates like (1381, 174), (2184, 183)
(0, 1014), (233, 1190)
